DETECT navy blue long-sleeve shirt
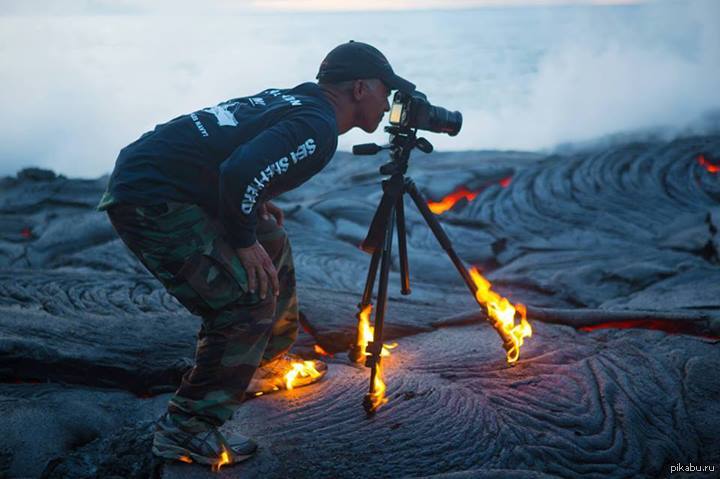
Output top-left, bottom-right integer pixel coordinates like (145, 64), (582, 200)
(99, 82), (338, 248)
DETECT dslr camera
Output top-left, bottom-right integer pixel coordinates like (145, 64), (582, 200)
(388, 91), (462, 136)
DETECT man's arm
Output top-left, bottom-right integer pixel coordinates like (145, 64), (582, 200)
(218, 112), (334, 248)
(218, 112), (335, 298)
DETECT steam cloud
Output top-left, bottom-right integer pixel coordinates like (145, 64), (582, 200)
(0, 0), (717, 178)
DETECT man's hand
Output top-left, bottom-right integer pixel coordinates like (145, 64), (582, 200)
(236, 241), (279, 299)
(258, 201), (284, 226)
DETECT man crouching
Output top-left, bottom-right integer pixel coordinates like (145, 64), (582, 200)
(99, 41), (414, 467)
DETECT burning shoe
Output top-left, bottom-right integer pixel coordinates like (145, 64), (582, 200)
(247, 353), (327, 395)
(152, 413), (257, 468)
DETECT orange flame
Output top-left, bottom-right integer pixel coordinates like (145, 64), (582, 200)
(211, 446), (231, 472)
(283, 360), (322, 390)
(178, 455), (193, 464)
(356, 305), (397, 358)
(368, 361), (389, 411)
(469, 267), (532, 363)
(356, 305), (398, 411)
(697, 154), (719, 173)
(313, 344), (332, 356)
(427, 186), (479, 214)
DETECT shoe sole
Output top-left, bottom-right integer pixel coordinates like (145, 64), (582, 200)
(152, 439), (256, 466)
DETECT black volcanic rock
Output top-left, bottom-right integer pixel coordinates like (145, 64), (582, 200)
(0, 384), (169, 478)
(0, 136), (718, 478)
(163, 322), (720, 479)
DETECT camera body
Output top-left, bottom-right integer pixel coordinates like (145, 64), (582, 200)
(388, 91), (462, 136)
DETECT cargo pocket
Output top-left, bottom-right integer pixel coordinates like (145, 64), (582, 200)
(175, 239), (253, 312)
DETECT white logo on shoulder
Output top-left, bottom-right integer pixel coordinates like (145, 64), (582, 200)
(203, 102), (239, 127)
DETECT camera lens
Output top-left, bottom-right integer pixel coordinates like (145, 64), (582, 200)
(427, 106), (463, 136)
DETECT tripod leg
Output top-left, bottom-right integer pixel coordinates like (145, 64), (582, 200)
(361, 175), (404, 254)
(396, 194), (411, 295)
(405, 180), (476, 296)
(361, 250), (382, 306)
(407, 180), (521, 355)
(349, 249), (382, 363)
(364, 205), (395, 414)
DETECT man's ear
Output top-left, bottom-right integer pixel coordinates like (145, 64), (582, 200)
(352, 79), (365, 102)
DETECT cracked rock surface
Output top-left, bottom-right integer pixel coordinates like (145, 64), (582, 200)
(0, 136), (718, 478)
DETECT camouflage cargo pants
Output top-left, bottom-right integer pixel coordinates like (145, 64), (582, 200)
(107, 202), (298, 432)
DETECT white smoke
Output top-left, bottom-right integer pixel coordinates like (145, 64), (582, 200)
(0, 0), (717, 178)
(423, 0), (720, 152)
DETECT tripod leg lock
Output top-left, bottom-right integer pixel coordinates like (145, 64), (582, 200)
(363, 342), (382, 368)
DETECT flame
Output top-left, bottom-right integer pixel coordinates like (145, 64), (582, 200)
(211, 447), (232, 472)
(313, 344), (332, 356)
(178, 455), (193, 464)
(284, 360), (322, 390)
(427, 186), (479, 214)
(368, 361), (389, 411)
(697, 154), (719, 173)
(468, 267), (532, 363)
(356, 305), (398, 411)
(499, 176), (512, 188)
(356, 305), (396, 358)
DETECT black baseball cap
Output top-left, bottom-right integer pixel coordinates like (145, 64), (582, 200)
(316, 41), (415, 94)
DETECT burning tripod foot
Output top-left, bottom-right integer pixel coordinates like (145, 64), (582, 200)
(363, 360), (390, 415)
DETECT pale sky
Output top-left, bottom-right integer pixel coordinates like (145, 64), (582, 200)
(0, 0), (653, 15)
(1, 0), (714, 178)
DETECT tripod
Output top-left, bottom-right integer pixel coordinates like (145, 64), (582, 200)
(350, 126), (516, 415)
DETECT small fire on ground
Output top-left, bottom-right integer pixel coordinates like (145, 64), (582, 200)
(177, 446), (232, 471)
(211, 447), (232, 472)
(313, 344), (333, 356)
(283, 360), (322, 390)
(469, 267), (532, 363)
(356, 304), (398, 411)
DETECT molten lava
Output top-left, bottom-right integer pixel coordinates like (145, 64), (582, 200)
(427, 187), (478, 214)
(428, 178), (513, 214)
(579, 319), (719, 339)
(468, 267), (532, 363)
(283, 360), (322, 390)
(697, 154), (719, 173)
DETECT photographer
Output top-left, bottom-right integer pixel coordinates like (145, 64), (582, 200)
(98, 41), (414, 467)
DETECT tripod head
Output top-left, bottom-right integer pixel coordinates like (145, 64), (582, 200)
(352, 126), (434, 176)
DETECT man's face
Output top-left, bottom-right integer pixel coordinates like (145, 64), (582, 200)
(354, 79), (391, 133)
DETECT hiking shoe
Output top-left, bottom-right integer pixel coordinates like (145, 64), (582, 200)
(247, 353), (327, 395)
(152, 413), (257, 467)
